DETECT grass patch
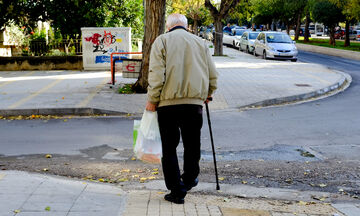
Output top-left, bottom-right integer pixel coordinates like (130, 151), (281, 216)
(293, 36), (360, 52)
(118, 84), (135, 94)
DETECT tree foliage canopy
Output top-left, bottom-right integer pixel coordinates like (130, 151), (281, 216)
(0, 0), (144, 39)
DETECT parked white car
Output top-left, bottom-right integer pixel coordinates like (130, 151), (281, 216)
(253, 32), (298, 62)
(238, 31), (260, 53)
(223, 29), (248, 47)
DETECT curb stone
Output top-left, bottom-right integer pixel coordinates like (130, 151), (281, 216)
(240, 71), (351, 110)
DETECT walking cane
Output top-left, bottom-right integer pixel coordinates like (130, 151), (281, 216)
(205, 97), (220, 190)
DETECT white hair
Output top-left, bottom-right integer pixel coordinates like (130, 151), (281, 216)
(166, 13), (188, 30)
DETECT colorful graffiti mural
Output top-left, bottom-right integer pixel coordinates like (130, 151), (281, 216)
(85, 31), (117, 54)
(82, 27), (131, 70)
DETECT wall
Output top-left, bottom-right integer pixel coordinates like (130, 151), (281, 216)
(0, 56), (82, 71)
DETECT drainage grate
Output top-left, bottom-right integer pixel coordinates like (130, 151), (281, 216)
(295, 83), (312, 87)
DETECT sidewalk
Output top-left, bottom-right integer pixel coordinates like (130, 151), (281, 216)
(0, 46), (351, 116)
(2, 170), (359, 216)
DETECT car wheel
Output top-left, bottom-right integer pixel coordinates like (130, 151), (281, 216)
(233, 41), (236, 48)
(263, 51), (267, 59)
(239, 45), (242, 51)
(291, 59), (297, 62)
(246, 46), (249, 54)
(253, 49), (258, 57)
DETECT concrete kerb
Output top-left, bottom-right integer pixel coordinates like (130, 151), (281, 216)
(296, 43), (360, 61)
(0, 107), (126, 117)
(239, 70), (352, 110)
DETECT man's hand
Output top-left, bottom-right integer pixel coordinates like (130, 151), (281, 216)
(146, 101), (157, 112)
(205, 96), (213, 104)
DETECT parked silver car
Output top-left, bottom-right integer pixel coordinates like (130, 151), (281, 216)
(223, 29), (248, 47)
(253, 32), (298, 62)
(238, 31), (260, 53)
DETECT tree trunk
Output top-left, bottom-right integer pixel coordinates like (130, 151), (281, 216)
(329, 28), (336, 46)
(194, 19), (198, 35)
(304, 12), (310, 42)
(132, 0), (166, 93)
(344, 20), (350, 47)
(286, 21), (291, 35)
(294, 12), (302, 41)
(213, 19), (223, 56)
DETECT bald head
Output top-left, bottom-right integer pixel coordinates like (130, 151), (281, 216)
(166, 13), (188, 31)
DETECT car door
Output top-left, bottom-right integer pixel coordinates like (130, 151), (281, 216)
(240, 32), (247, 51)
(259, 33), (266, 54)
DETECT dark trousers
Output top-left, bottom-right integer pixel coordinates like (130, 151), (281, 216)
(157, 104), (203, 195)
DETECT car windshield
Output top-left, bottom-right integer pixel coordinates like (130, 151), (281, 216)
(266, 34), (292, 43)
(234, 30), (247, 36)
(249, 32), (260, 39)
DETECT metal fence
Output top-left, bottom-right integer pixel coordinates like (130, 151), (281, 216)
(27, 39), (141, 56)
(29, 39), (82, 56)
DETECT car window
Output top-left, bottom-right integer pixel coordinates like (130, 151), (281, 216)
(266, 33), (292, 43)
(249, 32), (260, 39)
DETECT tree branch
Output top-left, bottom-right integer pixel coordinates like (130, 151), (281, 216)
(219, 0), (241, 18)
(205, 0), (219, 18)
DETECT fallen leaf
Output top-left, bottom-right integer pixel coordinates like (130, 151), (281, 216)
(43, 168), (49, 172)
(63, 119), (68, 122)
(298, 201), (309, 205)
(285, 179), (293, 184)
(131, 157), (136, 161)
(256, 175), (263, 178)
(148, 176), (156, 180)
(132, 175), (140, 178)
(140, 177), (147, 183)
(98, 178), (105, 182)
(62, 97), (65, 99)
(338, 188), (344, 192)
(152, 172), (159, 175)
(218, 177), (225, 181)
(242, 181), (248, 184)
(319, 183), (327, 188)
(117, 178), (129, 182)
(121, 169), (131, 173)
(45, 206), (51, 211)
(45, 154), (52, 158)
(157, 192), (165, 194)
(152, 168), (159, 171)
(14, 210), (21, 214)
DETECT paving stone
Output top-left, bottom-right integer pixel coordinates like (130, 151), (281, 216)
(332, 203), (360, 216)
(221, 208), (271, 216)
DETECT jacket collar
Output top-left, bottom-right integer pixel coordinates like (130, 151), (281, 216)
(168, 26), (187, 32)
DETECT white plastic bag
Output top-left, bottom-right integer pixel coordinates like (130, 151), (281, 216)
(133, 110), (162, 164)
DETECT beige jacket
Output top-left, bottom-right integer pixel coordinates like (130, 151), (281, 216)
(147, 27), (218, 107)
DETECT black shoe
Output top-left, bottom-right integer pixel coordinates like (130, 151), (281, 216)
(164, 193), (185, 204)
(184, 178), (198, 191)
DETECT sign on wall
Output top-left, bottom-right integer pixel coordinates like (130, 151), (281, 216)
(81, 27), (131, 70)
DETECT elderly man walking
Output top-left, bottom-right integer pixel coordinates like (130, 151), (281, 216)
(146, 13), (218, 204)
